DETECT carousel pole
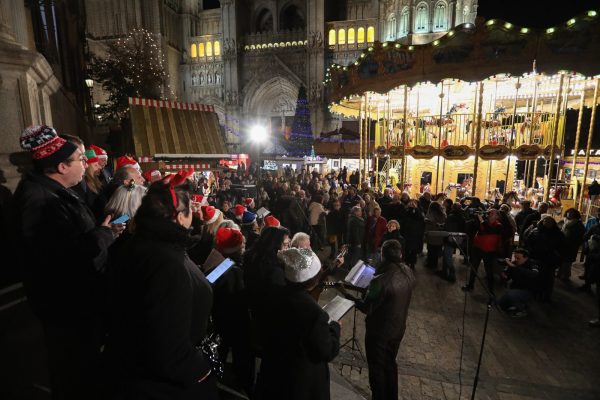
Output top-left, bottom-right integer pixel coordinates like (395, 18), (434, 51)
(400, 85), (409, 191)
(532, 98), (545, 192)
(471, 83), (478, 147)
(526, 77), (540, 188)
(359, 95), (364, 185)
(365, 94), (371, 184)
(504, 78), (521, 194)
(376, 101), (381, 191)
(441, 81), (452, 193)
(544, 74), (564, 203)
(435, 82), (445, 193)
(472, 82), (485, 197)
(554, 76), (571, 197)
(578, 78), (600, 214)
(572, 87), (587, 207)
(523, 97), (531, 188)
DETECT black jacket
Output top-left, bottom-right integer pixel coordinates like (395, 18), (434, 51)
(524, 222), (564, 267)
(401, 208), (425, 253)
(326, 209), (345, 236)
(345, 215), (365, 246)
(13, 172), (114, 322)
(258, 287), (340, 400)
(104, 216), (216, 399)
(503, 259), (539, 291)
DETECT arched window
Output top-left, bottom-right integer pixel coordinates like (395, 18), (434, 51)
(206, 41), (213, 57)
(387, 14), (396, 40)
(357, 27), (365, 43)
(338, 28), (346, 45)
(214, 40), (221, 56)
(280, 4), (305, 30)
(256, 8), (273, 32)
(400, 7), (409, 36)
(415, 3), (428, 33)
(367, 26), (375, 42)
(348, 28), (355, 44)
(433, 2), (447, 31)
(328, 29), (336, 45)
(198, 43), (205, 57)
(191, 43), (197, 58)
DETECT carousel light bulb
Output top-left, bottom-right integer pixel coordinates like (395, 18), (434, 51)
(448, 30), (454, 36)
(588, 10), (597, 17)
(504, 22), (513, 29)
(521, 27), (529, 33)
(546, 27), (555, 34)
(486, 20), (495, 26)
(567, 18), (576, 26)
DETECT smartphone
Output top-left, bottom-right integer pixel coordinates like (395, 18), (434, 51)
(111, 214), (130, 224)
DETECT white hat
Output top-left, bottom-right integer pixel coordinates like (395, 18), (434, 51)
(278, 248), (321, 283)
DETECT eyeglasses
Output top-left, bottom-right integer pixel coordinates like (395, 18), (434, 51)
(66, 155), (88, 164)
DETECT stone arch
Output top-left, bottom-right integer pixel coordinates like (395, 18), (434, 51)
(254, 7), (274, 32)
(279, 1), (306, 30)
(243, 76), (300, 118)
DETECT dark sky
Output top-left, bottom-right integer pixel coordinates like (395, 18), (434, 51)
(477, 1), (600, 28)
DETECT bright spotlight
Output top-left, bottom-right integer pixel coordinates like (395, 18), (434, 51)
(250, 125), (268, 143)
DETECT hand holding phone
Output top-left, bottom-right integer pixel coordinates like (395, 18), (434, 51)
(111, 214), (130, 225)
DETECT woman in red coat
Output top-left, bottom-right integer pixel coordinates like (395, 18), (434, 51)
(366, 206), (388, 262)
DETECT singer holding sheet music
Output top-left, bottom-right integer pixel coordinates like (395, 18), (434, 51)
(339, 239), (416, 400)
(257, 248), (340, 400)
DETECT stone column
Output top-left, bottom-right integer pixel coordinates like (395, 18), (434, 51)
(306, 0), (326, 137)
(0, 0), (16, 43)
(220, 0), (241, 151)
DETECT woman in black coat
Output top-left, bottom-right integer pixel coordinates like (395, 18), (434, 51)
(401, 200), (425, 270)
(257, 248), (340, 400)
(104, 180), (218, 399)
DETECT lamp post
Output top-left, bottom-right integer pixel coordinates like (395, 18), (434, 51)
(250, 124), (268, 190)
(85, 78), (95, 123)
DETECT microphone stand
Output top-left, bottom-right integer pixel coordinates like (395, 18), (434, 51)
(448, 233), (497, 400)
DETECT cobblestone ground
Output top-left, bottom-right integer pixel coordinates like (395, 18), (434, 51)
(320, 254), (600, 400)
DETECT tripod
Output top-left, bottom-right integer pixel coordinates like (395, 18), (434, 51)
(338, 286), (366, 373)
(448, 233), (497, 400)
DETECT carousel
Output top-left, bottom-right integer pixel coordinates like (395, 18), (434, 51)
(325, 10), (600, 214)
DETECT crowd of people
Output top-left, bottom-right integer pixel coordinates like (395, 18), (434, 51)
(8, 124), (600, 400)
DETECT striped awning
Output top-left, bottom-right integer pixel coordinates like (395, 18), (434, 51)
(128, 97), (226, 156)
(164, 163), (212, 170)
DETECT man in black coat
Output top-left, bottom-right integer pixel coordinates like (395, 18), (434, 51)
(342, 239), (416, 400)
(14, 125), (122, 400)
(499, 248), (539, 317)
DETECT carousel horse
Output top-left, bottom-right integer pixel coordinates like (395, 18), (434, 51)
(501, 191), (522, 211)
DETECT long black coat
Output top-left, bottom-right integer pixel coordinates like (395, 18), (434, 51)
(104, 217), (217, 400)
(401, 208), (425, 253)
(258, 287), (340, 400)
(13, 172), (114, 322)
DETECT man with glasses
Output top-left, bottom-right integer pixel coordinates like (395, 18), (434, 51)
(14, 125), (124, 400)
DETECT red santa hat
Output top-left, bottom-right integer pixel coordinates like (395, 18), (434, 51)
(191, 194), (208, 206)
(234, 204), (246, 220)
(215, 227), (244, 255)
(116, 155), (141, 171)
(142, 169), (162, 183)
(244, 198), (255, 208)
(264, 215), (281, 228)
(201, 205), (222, 224)
(89, 144), (108, 159)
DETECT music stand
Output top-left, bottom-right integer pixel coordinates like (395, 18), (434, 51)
(338, 285), (366, 374)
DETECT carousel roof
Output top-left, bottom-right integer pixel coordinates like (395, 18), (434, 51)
(325, 10), (600, 114)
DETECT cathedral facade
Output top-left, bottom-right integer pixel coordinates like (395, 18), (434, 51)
(86, 0), (478, 152)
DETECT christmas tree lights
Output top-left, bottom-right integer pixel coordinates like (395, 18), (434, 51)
(286, 86), (314, 156)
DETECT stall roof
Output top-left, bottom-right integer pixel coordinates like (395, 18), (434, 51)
(129, 97), (227, 156)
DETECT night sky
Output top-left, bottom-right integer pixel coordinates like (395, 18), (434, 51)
(477, 1), (599, 28)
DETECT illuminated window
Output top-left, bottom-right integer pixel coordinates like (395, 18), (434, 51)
(415, 2), (428, 32)
(357, 27), (365, 43)
(198, 43), (205, 57)
(328, 29), (336, 45)
(348, 28), (355, 44)
(338, 28), (346, 45)
(387, 15), (396, 40)
(214, 40), (221, 56)
(191, 43), (197, 58)
(400, 8), (409, 36)
(206, 41), (213, 57)
(367, 26), (375, 42)
(433, 2), (447, 31)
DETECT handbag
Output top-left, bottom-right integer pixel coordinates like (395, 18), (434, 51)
(198, 332), (224, 379)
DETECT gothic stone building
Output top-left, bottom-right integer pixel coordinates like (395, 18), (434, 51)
(86, 0), (478, 152)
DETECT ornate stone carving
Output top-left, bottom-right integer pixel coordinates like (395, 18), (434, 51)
(225, 89), (240, 106)
(309, 82), (323, 104)
(223, 38), (237, 57)
(307, 31), (323, 51)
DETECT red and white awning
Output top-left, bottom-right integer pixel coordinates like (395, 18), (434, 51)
(128, 97), (215, 112)
(164, 163), (211, 170)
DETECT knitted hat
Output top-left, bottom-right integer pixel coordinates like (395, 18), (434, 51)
(20, 125), (78, 169)
(278, 248), (322, 283)
(242, 210), (257, 225)
(116, 155), (140, 171)
(234, 204), (246, 220)
(264, 215), (280, 228)
(215, 227), (244, 254)
(89, 144), (107, 159)
(202, 205), (222, 224)
(244, 198), (255, 208)
(85, 149), (98, 164)
(143, 169), (162, 183)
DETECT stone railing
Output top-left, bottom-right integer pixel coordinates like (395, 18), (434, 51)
(326, 18), (377, 52)
(243, 29), (306, 51)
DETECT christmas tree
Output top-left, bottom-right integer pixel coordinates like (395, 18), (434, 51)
(286, 86), (314, 156)
(89, 28), (172, 121)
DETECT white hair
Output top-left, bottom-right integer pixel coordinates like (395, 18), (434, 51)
(105, 184), (147, 218)
(291, 232), (311, 249)
(218, 219), (240, 230)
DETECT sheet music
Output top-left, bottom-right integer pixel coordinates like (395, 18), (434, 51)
(202, 249), (225, 273)
(344, 260), (376, 288)
(206, 258), (235, 284)
(322, 295), (355, 322)
(256, 207), (270, 218)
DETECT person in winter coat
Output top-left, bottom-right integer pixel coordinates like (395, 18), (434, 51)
(401, 200), (425, 270)
(103, 179), (217, 399)
(498, 204), (517, 258)
(424, 202), (446, 270)
(366, 206), (388, 261)
(580, 234), (600, 327)
(345, 205), (366, 268)
(340, 239), (415, 400)
(557, 208), (585, 281)
(499, 248), (539, 317)
(326, 199), (345, 259)
(14, 126), (122, 400)
(381, 220), (406, 253)
(524, 215), (564, 301)
(462, 209), (503, 297)
(257, 248), (340, 400)
(309, 194), (327, 250)
(442, 203), (467, 282)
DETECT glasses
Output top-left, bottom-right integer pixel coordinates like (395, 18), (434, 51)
(66, 155), (88, 164)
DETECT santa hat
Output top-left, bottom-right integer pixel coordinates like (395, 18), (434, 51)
(278, 248), (321, 283)
(116, 155), (140, 171)
(264, 215), (280, 228)
(215, 227), (244, 254)
(20, 125), (78, 169)
(244, 198), (255, 208)
(143, 169), (162, 183)
(191, 194), (208, 206)
(89, 144), (107, 159)
(84, 149), (99, 164)
(242, 210), (257, 225)
(201, 205), (222, 224)
(234, 204), (246, 220)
